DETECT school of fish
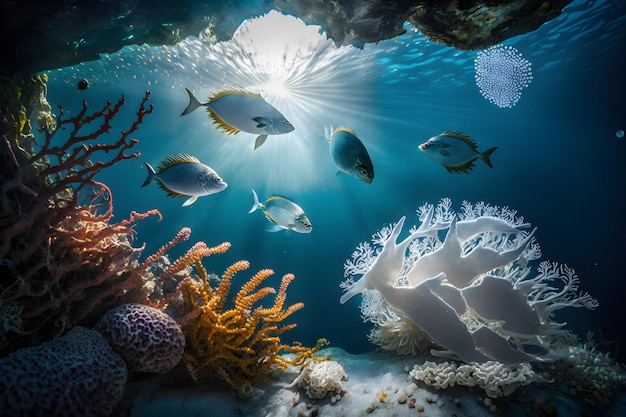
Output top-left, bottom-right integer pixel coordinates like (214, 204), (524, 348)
(142, 86), (499, 233)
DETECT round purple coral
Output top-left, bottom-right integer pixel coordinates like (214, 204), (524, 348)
(95, 303), (185, 374)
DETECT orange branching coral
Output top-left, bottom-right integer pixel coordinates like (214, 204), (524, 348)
(158, 237), (326, 387)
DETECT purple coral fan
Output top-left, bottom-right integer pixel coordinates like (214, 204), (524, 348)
(474, 45), (533, 108)
(0, 326), (127, 417)
(95, 303), (185, 374)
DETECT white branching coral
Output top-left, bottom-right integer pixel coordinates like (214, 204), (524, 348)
(287, 360), (347, 399)
(340, 199), (598, 363)
(409, 360), (548, 398)
(359, 290), (432, 355)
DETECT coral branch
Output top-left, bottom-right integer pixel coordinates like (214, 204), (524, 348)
(0, 78), (157, 356)
(153, 239), (323, 387)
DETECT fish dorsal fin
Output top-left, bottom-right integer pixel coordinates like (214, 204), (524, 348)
(208, 89), (265, 103)
(206, 108), (241, 135)
(333, 127), (358, 137)
(158, 153), (200, 171)
(266, 195), (291, 204)
(440, 131), (479, 151)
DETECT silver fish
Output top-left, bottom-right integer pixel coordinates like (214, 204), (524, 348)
(142, 154), (227, 206)
(328, 127), (374, 184)
(418, 131), (498, 174)
(248, 189), (312, 233)
(181, 88), (295, 150)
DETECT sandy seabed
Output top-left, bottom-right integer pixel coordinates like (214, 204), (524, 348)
(122, 347), (626, 417)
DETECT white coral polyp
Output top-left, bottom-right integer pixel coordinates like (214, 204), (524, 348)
(288, 360), (347, 399)
(340, 199), (598, 363)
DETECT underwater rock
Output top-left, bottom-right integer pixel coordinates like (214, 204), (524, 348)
(275, 0), (410, 47)
(0, 0), (274, 73)
(407, 0), (574, 50)
(2, 0), (572, 74)
(276, 0), (572, 49)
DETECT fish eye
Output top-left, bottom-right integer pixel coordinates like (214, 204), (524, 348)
(359, 167), (369, 176)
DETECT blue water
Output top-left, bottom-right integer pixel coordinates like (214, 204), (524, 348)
(41, 0), (626, 361)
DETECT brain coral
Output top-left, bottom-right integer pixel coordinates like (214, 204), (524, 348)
(0, 326), (127, 417)
(95, 303), (185, 374)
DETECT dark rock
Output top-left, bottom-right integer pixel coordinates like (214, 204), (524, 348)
(407, 0), (574, 50)
(1, 0), (274, 74)
(2, 0), (572, 75)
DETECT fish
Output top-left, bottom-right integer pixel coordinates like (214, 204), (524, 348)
(181, 88), (295, 150)
(328, 127), (375, 184)
(248, 189), (312, 233)
(418, 131), (498, 174)
(141, 154), (227, 206)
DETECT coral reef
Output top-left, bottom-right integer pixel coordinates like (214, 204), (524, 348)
(94, 303), (185, 374)
(474, 45), (533, 108)
(151, 233), (327, 387)
(409, 360), (548, 398)
(287, 359), (348, 399)
(340, 198), (598, 363)
(0, 326), (127, 417)
(536, 331), (626, 406)
(0, 74), (159, 356)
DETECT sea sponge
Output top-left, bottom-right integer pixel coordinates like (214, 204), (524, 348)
(409, 360), (548, 398)
(95, 303), (185, 374)
(288, 360), (348, 399)
(0, 326), (127, 417)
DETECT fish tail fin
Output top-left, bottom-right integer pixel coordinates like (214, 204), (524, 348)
(141, 163), (156, 187)
(248, 189), (261, 213)
(181, 88), (203, 116)
(481, 147), (498, 168)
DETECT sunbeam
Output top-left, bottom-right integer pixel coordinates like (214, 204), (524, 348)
(157, 11), (383, 193)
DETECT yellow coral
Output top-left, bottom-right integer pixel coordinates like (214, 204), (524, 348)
(165, 240), (325, 387)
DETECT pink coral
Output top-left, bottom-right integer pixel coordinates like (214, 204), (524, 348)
(95, 303), (185, 374)
(0, 326), (127, 417)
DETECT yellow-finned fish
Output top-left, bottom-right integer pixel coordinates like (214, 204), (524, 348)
(142, 154), (227, 206)
(328, 126), (374, 184)
(418, 131), (498, 174)
(181, 88), (295, 150)
(248, 189), (312, 233)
